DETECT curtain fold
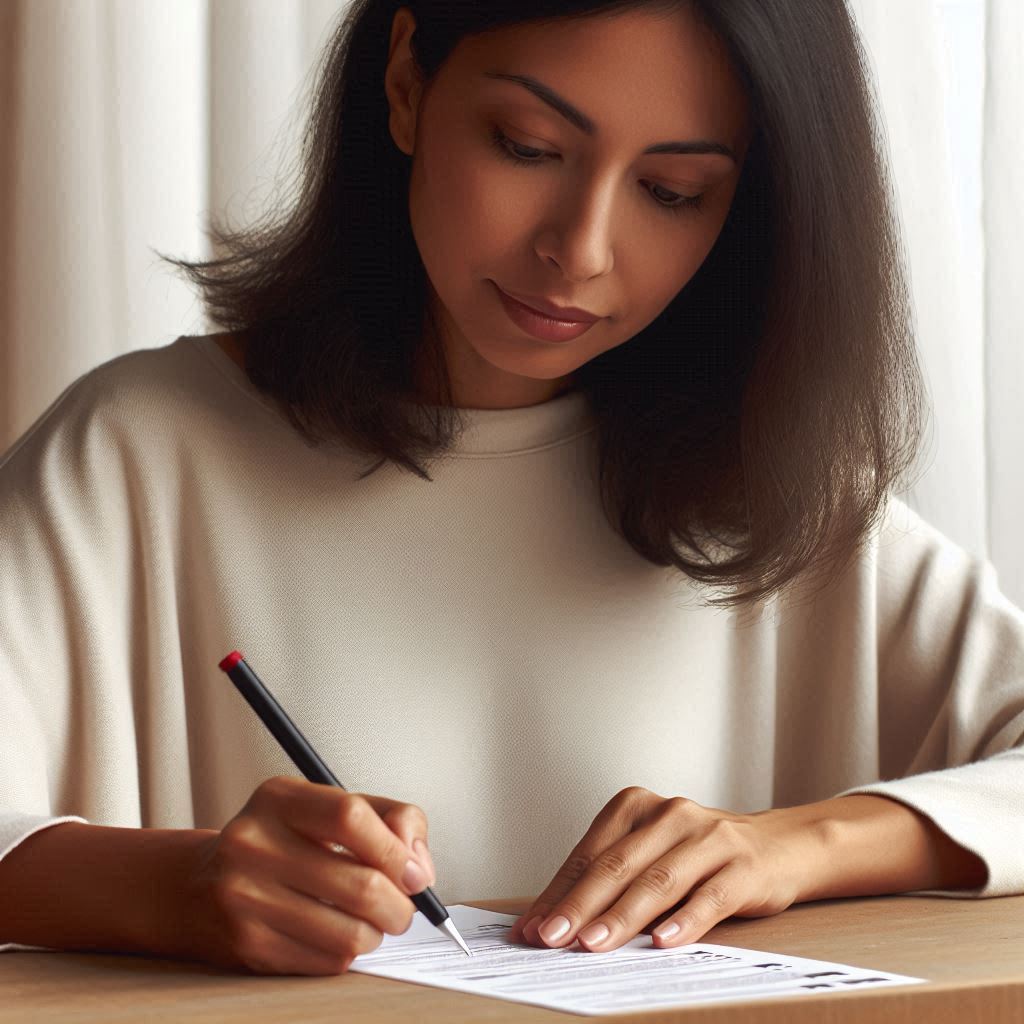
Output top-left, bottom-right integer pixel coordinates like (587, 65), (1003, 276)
(1, 0), (210, 441)
(983, 0), (1024, 606)
(1, 0), (1019, 604)
(850, 0), (987, 564)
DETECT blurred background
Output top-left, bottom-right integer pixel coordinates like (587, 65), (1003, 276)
(0, 0), (1021, 605)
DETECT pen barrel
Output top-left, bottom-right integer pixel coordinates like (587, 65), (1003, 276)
(412, 886), (447, 926)
(226, 659), (345, 789)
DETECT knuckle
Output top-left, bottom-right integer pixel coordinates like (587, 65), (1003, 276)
(365, 863), (391, 895)
(351, 919), (385, 956)
(258, 775), (295, 803)
(592, 850), (632, 884)
(735, 840), (758, 864)
(335, 793), (368, 837)
(637, 862), (677, 897)
(700, 881), (731, 911)
(396, 802), (429, 832)
(663, 795), (694, 817)
(614, 786), (650, 808)
(213, 872), (259, 912)
(706, 818), (744, 847)
(221, 818), (266, 859)
(351, 867), (389, 911)
(554, 854), (592, 887)
(615, 786), (663, 821)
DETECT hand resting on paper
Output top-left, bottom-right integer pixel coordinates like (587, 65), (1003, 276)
(508, 786), (827, 954)
(508, 785), (987, 955)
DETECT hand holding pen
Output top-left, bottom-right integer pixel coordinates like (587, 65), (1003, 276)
(195, 651), (470, 975)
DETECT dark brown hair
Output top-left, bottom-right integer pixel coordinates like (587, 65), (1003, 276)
(158, 0), (927, 610)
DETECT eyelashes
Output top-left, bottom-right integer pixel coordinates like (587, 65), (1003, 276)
(487, 125), (706, 217)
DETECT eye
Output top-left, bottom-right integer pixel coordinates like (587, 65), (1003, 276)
(487, 125), (706, 216)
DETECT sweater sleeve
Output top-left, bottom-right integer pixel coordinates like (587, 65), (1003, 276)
(832, 497), (1024, 898)
(0, 369), (138, 950)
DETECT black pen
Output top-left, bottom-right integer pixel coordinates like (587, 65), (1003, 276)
(217, 650), (472, 957)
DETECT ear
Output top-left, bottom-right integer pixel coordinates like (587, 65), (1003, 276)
(384, 6), (426, 157)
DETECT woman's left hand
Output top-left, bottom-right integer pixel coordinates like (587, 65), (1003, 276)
(508, 786), (826, 953)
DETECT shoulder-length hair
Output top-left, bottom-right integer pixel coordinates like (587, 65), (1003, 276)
(159, 0), (927, 610)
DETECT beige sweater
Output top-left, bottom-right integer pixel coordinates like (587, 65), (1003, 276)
(3, 334), (1023, 952)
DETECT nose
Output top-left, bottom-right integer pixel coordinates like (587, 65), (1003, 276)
(536, 181), (616, 282)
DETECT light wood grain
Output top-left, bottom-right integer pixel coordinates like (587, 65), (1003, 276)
(2, 894), (1021, 1022)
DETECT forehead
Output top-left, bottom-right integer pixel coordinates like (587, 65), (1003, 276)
(448, 8), (752, 150)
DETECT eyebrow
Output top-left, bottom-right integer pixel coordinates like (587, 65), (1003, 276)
(482, 71), (738, 163)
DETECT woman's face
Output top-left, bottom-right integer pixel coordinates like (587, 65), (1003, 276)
(384, 5), (753, 409)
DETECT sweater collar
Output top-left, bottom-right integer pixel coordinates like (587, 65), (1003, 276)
(398, 389), (596, 455)
(193, 333), (596, 456)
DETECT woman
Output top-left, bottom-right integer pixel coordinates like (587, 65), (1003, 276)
(1, 0), (1020, 977)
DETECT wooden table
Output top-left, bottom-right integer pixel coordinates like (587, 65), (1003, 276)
(2, 894), (1021, 1022)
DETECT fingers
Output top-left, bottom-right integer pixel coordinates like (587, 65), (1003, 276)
(254, 777), (432, 896)
(516, 808), (784, 953)
(521, 840), (732, 953)
(224, 884), (383, 977)
(643, 865), (748, 947)
(374, 801), (437, 887)
(253, 817), (418, 937)
(509, 787), (661, 943)
(574, 836), (724, 952)
(235, 923), (355, 977)
(508, 850), (595, 944)
(528, 838), (680, 951)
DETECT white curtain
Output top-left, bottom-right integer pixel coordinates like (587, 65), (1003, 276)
(2, 0), (1021, 604)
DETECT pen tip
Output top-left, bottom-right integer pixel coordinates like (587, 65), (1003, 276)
(439, 916), (472, 957)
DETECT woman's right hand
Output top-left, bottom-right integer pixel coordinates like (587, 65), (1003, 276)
(181, 775), (437, 976)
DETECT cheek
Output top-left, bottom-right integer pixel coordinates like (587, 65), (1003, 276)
(410, 135), (507, 267)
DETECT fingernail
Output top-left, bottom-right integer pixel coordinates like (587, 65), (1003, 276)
(402, 858), (428, 894)
(523, 915), (545, 943)
(539, 915), (571, 944)
(577, 922), (610, 946)
(414, 838), (436, 885)
(653, 921), (680, 940)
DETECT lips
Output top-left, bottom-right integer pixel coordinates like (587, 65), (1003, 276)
(497, 286), (601, 324)
(494, 283), (600, 343)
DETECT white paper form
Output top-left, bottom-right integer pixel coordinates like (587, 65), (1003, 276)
(351, 906), (926, 1016)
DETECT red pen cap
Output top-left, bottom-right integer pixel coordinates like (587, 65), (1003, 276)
(219, 650), (245, 672)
